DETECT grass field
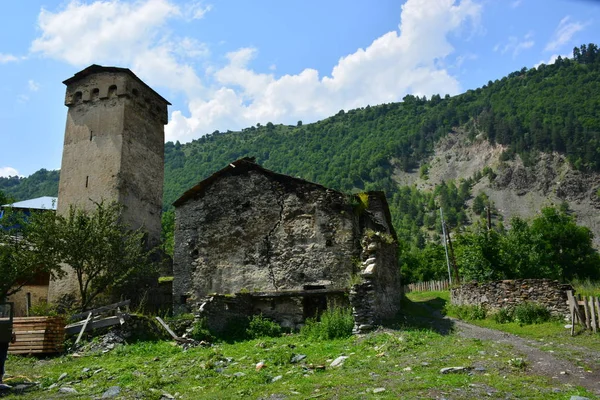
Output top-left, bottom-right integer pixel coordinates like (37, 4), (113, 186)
(2, 292), (596, 399)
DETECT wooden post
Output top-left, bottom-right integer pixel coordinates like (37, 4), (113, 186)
(581, 295), (591, 330)
(589, 296), (597, 333)
(75, 312), (93, 345)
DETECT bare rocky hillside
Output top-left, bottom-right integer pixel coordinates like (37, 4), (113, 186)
(393, 132), (600, 246)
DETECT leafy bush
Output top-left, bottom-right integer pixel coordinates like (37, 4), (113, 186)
(493, 307), (514, 324)
(445, 304), (487, 321)
(301, 307), (354, 340)
(512, 302), (551, 325)
(246, 314), (282, 339)
(29, 300), (59, 317)
(190, 318), (214, 342)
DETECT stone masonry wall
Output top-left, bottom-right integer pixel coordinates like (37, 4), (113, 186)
(451, 279), (572, 317)
(173, 169), (359, 312)
(350, 231), (401, 333)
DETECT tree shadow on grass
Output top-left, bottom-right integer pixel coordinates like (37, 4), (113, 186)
(383, 294), (455, 335)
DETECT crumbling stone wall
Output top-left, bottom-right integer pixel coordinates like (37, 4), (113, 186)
(350, 230), (401, 333)
(451, 279), (572, 317)
(173, 160), (401, 329)
(173, 166), (360, 311)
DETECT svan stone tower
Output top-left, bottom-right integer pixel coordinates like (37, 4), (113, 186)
(48, 65), (170, 301)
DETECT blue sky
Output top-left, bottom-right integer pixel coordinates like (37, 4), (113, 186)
(1, 0), (599, 177)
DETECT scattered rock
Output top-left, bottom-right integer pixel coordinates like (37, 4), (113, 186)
(440, 367), (471, 374)
(102, 386), (121, 398)
(570, 396), (590, 400)
(291, 354), (307, 363)
(82, 368), (90, 373)
(256, 362), (266, 371)
(233, 372), (246, 378)
(330, 356), (348, 367)
(373, 388), (386, 393)
(58, 387), (78, 394)
(271, 375), (283, 383)
(161, 393), (175, 399)
(403, 367), (412, 372)
(58, 373), (68, 381)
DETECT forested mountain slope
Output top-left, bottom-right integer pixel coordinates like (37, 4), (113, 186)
(3, 44), (600, 272)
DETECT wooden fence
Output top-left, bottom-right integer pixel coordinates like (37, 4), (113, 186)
(566, 290), (600, 335)
(402, 279), (450, 293)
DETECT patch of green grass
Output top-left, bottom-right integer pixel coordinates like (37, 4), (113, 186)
(572, 278), (600, 296)
(2, 293), (597, 399)
(301, 307), (354, 340)
(4, 327), (594, 399)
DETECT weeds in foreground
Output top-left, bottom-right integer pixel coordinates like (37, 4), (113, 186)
(301, 307), (354, 340)
(571, 278), (600, 297)
(246, 314), (282, 339)
(444, 304), (487, 321)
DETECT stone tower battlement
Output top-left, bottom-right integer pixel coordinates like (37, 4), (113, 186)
(63, 65), (169, 124)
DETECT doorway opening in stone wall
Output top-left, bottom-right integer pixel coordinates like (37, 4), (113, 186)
(303, 285), (327, 320)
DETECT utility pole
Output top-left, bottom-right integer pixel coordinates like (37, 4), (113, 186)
(440, 208), (452, 284)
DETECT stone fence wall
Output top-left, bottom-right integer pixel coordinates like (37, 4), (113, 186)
(451, 279), (573, 317)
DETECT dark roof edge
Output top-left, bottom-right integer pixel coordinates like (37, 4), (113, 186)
(173, 157), (341, 207)
(63, 64), (171, 105)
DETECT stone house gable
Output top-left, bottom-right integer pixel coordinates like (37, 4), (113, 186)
(172, 158), (401, 330)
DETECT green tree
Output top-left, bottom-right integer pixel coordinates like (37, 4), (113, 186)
(43, 202), (156, 310)
(527, 207), (600, 281)
(0, 207), (64, 300)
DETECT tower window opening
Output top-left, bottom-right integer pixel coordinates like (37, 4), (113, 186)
(89, 130), (93, 141)
(85, 176), (89, 188)
(91, 88), (99, 100)
(74, 91), (82, 103)
(108, 85), (117, 98)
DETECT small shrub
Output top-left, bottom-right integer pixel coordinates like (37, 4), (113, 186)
(29, 300), (59, 317)
(513, 302), (551, 325)
(301, 307), (354, 340)
(190, 318), (214, 342)
(508, 357), (527, 370)
(246, 314), (282, 339)
(445, 304), (487, 321)
(493, 307), (514, 324)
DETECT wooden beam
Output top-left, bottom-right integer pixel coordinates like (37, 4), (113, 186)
(155, 317), (179, 340)
(70, 300), (131, 320)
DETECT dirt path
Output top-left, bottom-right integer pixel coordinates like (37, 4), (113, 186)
(406, 300), (599, 396)
(450, 317), (600, 395)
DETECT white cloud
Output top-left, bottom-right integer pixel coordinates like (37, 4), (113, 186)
(28, 80), (40, 92)
(0, 53), (18, 63)
(30, 0), (204, 95)
(30, 0), (483, 144)
(168, 0), (482, 142)
(545, 16), (588, 52)
(185, 1), (212, 20)
(496, 32), (534, 58)
(0, 167), (20, 177)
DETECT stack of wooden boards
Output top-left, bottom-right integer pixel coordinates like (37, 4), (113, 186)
(8, 317), (65, 355)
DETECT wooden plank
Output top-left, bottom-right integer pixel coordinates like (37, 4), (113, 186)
(75, 312), (92, 345)
(589, 297), (597, 333)
(65, 315), (124, 335)
(70, 300), (131, 320)
(581, 295), (591, 330)
(595, 297), (600, 333)
(155, 316), (179, 340)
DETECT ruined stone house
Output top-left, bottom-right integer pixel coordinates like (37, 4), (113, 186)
(172, 158), (401, 332)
